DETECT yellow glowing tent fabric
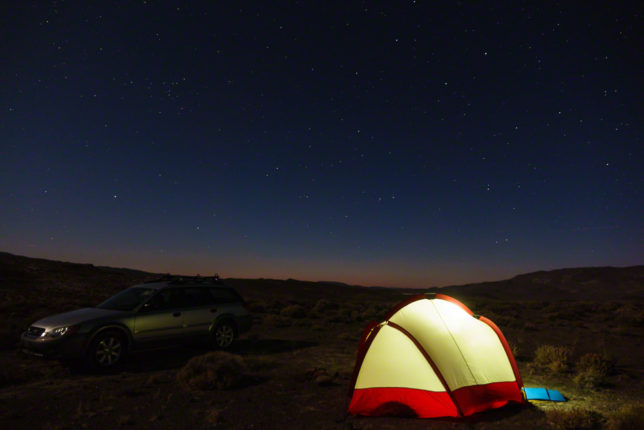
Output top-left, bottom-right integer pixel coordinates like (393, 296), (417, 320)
(348, 293), (525, 418)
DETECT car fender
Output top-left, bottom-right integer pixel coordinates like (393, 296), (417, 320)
(209, 314), (238, 335)
(87, 323), (133, 350)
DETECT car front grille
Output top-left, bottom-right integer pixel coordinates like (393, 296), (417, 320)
(25, 326), (45, 338)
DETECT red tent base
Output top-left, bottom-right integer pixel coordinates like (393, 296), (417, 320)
(349, 382), (523, 418)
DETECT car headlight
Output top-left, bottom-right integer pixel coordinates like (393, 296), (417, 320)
(42, 326), (77, 338)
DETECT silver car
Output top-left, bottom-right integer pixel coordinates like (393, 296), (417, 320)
(20, 277), (252, 369)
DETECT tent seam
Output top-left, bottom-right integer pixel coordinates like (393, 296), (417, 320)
(432, 300), (478, 386)
(387, 321), (464, 417)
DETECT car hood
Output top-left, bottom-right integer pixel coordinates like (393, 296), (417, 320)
(32, 308), (126, 329)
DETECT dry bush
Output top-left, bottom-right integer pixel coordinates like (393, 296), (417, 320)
(324, 311), (343, 324)
(359, 305), (381, 321)
(144, 372), (169, 387)
(176, 351), (249, 391)
(280, 304), (306, 318)
(264, 314), (292, 327)
(523, 321), (539, 331)
(532, 344), (571, 374)
(246, 299), (266, 313)
(304, 367), (336, 386)
(313, 299), (338, 313)
(546, 407), (604, 430)
(244, 355), (280, 372)
(508, 341), (520, 359)
(573, 352), (615, 388)
(323, 305), (362, 324)
(614, 304), (644, 326)
(266, 299), (285, 314)
(485, 311), (518, 329)
(608, 403), (644, 430)
(337, 331), (359, 342)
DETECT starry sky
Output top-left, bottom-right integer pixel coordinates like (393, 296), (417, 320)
(1, 1), (642, 287)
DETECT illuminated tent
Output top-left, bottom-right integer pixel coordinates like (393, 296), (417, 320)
(348, 293), (525, 418)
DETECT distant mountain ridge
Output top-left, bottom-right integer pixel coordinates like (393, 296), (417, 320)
(1, 251), (642, 301)
(436, 266), (644, 301)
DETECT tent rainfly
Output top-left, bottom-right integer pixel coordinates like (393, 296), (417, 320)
(348, 293), (526, 418)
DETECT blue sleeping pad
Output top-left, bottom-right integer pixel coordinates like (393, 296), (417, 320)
(524, 387), (566, 402)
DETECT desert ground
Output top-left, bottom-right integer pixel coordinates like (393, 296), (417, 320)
(0, 252), (642, 429)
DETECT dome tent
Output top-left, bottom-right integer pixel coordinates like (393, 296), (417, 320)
(348, 293), (525, 418)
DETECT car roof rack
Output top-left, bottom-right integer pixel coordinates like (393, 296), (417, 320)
(144, 274), (222, 284)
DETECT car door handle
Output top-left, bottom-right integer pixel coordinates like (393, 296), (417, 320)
(172, 312), (181, 317)
(209, 308), (217, 313)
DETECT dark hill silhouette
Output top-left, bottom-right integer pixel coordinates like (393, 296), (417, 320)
(1, 251), (642, 304)
(435, 265), (644, 301)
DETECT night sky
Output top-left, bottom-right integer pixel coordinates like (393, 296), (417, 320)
(2, 1), (642, 287)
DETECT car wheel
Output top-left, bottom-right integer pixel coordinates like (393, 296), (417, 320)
(213, 321), (235, 349)
(89, 330), (126, 369)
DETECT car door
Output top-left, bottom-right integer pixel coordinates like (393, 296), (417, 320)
(181, 287), (218, 340)
(208, 287), (240, 317)
(132, 288), (185, 347)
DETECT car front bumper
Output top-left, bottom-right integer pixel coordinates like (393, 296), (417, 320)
(20, 332), (88, 360)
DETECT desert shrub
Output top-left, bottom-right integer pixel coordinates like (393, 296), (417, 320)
(614, 304), (644, 326)
(263, 314), (292, 328)
(313, 299), (338, 314)
(244, 355), (280, 372)
(546, 407), (604, 430)
(573, 352), (615, 388)
(144, 373), (169, 387)
(246, 300), (266, 313)
(508, 341), (520, 359)
(305, 367), (336, 386)
(176, 351), (249, 390)
(337, 331), (359, 342)
(532, 345), (571, 374)
(608, 403), (644, 430)
(523, 320), (538, 331)
(324, 311), (343, 324)
(325, 309), (359, 324)
(266, 299), (284, 314)
(360, 304), (382, 321)
(280, 304), (306, 318)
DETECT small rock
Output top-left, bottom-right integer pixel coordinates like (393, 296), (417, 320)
(315, 374), (334, 386)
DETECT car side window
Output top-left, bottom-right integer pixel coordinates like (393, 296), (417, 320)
(146, 289), (186, 310)
(209, 288), (237, 304)
(182, 288), (214, 308)
(143, 291), (173, 311)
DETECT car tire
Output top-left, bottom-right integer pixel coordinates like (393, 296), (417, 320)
(213, 321), (236, 349)
(88, 330), (126, 370)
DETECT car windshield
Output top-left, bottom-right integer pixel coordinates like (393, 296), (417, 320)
(97, 287), (156, 311)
